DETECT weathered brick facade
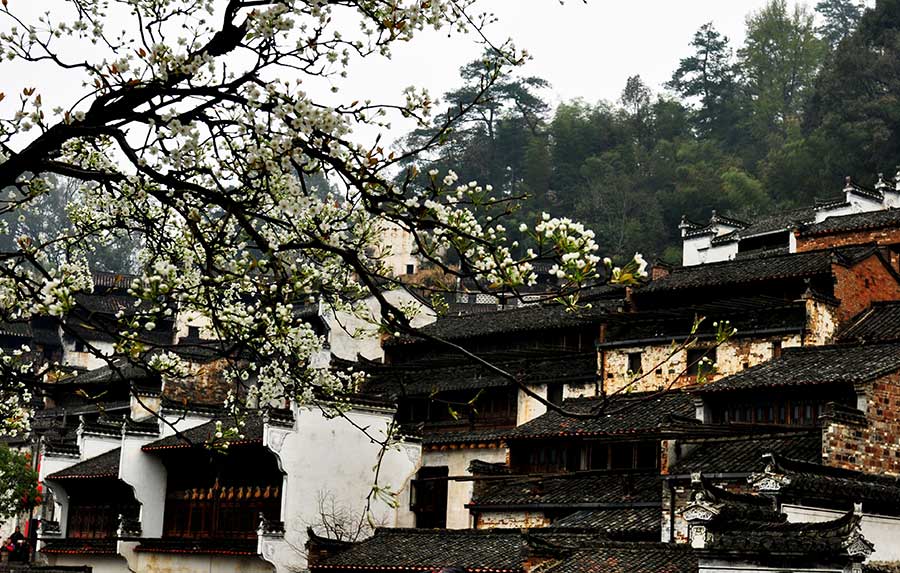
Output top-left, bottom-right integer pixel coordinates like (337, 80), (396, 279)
(797, 226), (900, 257)
(823, 372), (900, 476)
(831, 255), (900, 323)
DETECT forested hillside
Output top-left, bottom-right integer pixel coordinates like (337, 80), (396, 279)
(400, 0), (900, 263)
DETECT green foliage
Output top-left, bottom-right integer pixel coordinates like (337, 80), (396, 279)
(0, 444), (39, 522)
(0, 176), (139, 273)
(739, 0), (827, 141)
(398, 0), (900, 262)
(804, 0), (900, 184)
(815, 0), (864, 49)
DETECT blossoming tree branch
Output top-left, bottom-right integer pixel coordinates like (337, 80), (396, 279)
(0, 0), (648, 437)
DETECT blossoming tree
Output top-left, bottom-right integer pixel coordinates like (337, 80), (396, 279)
(0, 0), (648, 440)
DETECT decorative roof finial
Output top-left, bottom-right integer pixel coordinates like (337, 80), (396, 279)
(876, 173), (888, 191)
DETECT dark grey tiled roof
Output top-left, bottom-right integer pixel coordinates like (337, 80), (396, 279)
(74, 293), (146, 315)
(388, 303), (615, 346)
(505, 391), (695, 440)
(46, 448), (120, 480)
(92, 272), (137, 289)
(668, 431), (822, 475)
(641, 245), (876, 293)
(135, 538), (257, 556)
(551, 507), (661, 535)
(312, 528), (527, 572)
(602, 297), (806, 347)
(687, 477), (783, 526)
(470, 472), (660, 508)
(696, 343), (900, 393)
(839, 301), (900, 343)
(739, 207), (817, 238)
(708, 510), (863, 557)
(0, 321), (31, 338)
(536, 541), (697, 573)
(364, 352), (597, 399)
(59, 360), (156, 386)
(765, 455), (900, 511)
(142, 417), (266, 451)
(802, 207), (900, 236)
(44, 441), (80, 457)
(421, 428), (510, 446)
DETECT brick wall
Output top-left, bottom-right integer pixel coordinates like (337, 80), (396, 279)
(797, 227), (900, 255)
(831, 255), (900, 324)
(823, 372), (900, 476)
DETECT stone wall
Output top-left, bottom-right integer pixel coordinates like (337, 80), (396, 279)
(803, 296), (838, 346)
(475, 510), (551, 529)
(602, 334), (802, 395)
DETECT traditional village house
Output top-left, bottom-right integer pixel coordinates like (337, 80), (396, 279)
(26, 283), (434, 573)
(680, 170), (900, 266)
(58, 272), (177, 372)
(795, 207), (900, 265)
(680, 474), (874, 573)
(355, 239), (900, 531)
(364, 299), (621, 529)
(300, 176), (900, 572)
(657, 339), (900, 563)
(307, 491), (873, 573)
(602, 244), (900, 394)
(36, 368), (421, 573)
(466, 391), (694, 532)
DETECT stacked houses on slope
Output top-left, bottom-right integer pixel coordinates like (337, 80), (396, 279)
(9, 172), (900, 573)
(308, 174), (900, 573)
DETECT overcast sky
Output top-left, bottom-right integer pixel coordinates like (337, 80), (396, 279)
(326, 0), (813, 146)
(2, 1), (812, 149)
(333, 1), (807, 134)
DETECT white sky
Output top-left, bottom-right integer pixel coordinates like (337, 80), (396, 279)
(330, 0), (804, 140)
(2, 0), (811, 149)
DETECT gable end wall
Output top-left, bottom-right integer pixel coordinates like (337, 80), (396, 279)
(824, 371), (900, 476)
(832, 256), (900, 324)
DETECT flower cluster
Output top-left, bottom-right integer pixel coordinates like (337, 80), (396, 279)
(0, 0), (630, 447)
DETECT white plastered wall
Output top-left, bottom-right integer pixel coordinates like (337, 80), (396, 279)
(784, 504), (900, 561)
(420, 446), (508, 530)
(324, 289), (436, 362)
(132, 551), (274, 573)
(60, 339), (116, 370)
(258, 404), (421, 573)
(517, 384), (547, 426)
